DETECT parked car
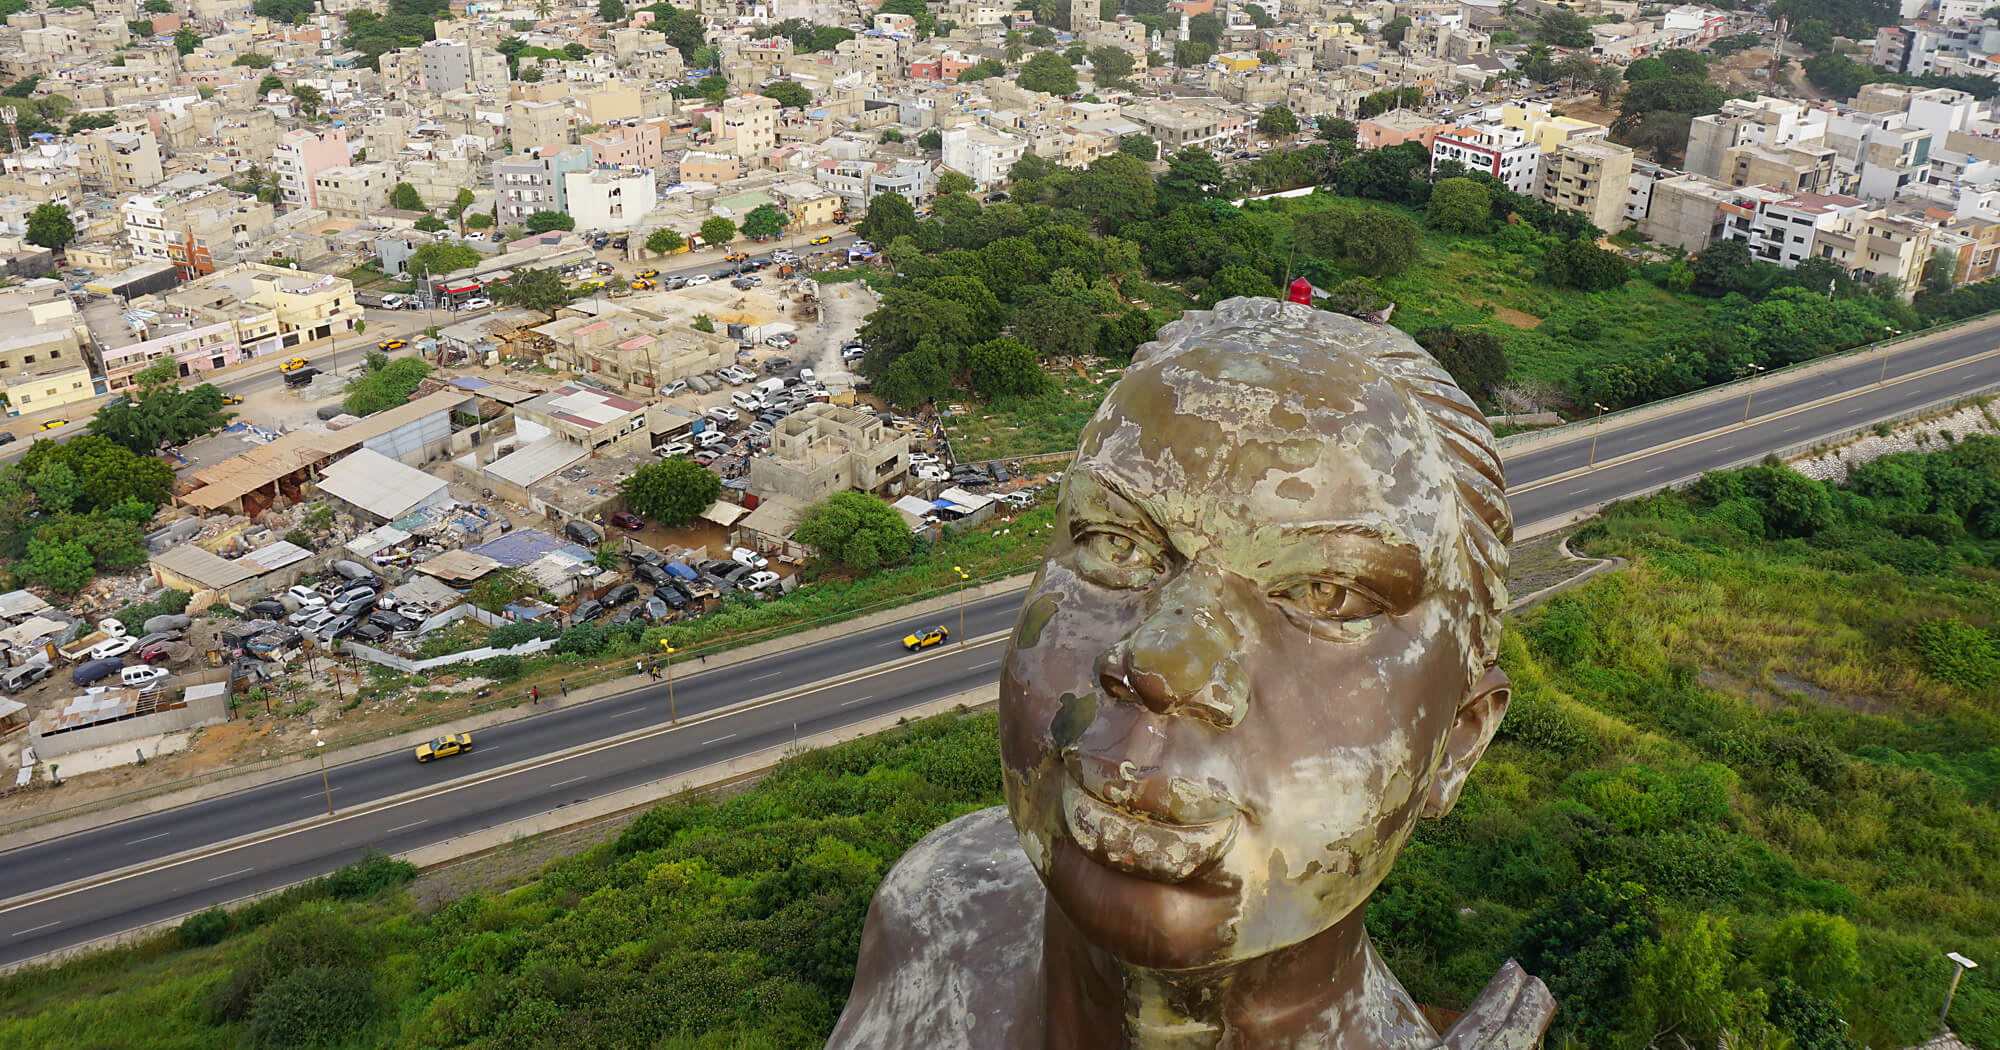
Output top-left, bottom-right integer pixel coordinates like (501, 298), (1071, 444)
(627, 547), (667, 569)
(731, 391), (764, 412)
(686, 273), (711, 286)
(642, 596), (671, 621)
(653, 583), (688, 608)
(810, 234), (833, 245)
(462, 296), (493, 310)
(763, 357), (793, 374)
(278, 356), (310, 373)
(248, 599), (287, 618)
(632, 561), (672, 587)
(611, 511), (646, 530)
(88, 636), (138, 660)
(661, 379), (688, 397)
(351, 623), (388, 644)
(369, 610), (413, 633)
(731, 546), (769, 569)
(379, 294), (405, 309)
(743, 570), (781, 593)
(601, 583), (641, 607)
(1001, 491), (1037, 508)
(663, 275), (688, 290)
(282, 367), (321, 388)
(71, 657), (124, 686)
(2, 658), (51, 691)
(731, 277), (755, 289)
(707, 405), (740, 424)
(572, 599), (605, 622)
(692, 450), (721, 465)
(842, 345), (867, 362)
(659, 441), (695, 457)
(564, 519), (603, 546)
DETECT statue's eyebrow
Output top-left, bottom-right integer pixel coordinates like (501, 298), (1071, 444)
(1254, 521), (1428, 611)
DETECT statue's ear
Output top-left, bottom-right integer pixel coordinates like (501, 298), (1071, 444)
(1422, 664), (1510, 820)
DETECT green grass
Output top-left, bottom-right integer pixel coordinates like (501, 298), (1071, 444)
(942, 372), (1119, 461)
(7, 447), (2000, 1048)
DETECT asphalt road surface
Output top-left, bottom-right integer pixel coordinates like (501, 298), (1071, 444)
(2, 313), (1998, 967)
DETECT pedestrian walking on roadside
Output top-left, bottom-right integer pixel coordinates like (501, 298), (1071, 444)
(531, 685), (539, 704)
(560, 678), (568, 696)
(636, 660), (643, 676)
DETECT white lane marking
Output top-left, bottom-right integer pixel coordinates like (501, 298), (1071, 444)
(839, 694), (876, 707)
(750, 670), (784, 681)
(1780, 424), (1804, 434)
(609, 707), (644, 717)
(10, 921), (59, 937)
(299, 788), (340, 799)
(970, 660), (997, 671)
(383, 819), (428, 834)
(126, 832), (171, 845)
(700, 733), (736, 746)
(208, 867), (254, 883)
(550, 775), (588, 788)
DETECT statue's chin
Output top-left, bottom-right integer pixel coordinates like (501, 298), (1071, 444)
(1043, 837), (1247, 972)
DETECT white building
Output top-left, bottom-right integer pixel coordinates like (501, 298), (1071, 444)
(1429, 123), (1539, 194)
(941, 125), (1028, 190)
(1718, 186), (1867, 268)
(563, 167), (657, 232)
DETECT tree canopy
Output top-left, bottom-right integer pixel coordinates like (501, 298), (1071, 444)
(524, 210), (575, 233)
(89, 361), (235, 454)
(1018, 51), (1079, 95)
(25, 203), (74, 251)
(491, 267), (577, 318)
(759, 80), (811, 109)
(406, 241), (481, 277)
(699, 216), (737, 247)
(618, 458), (720, 526)
(792, 491), (916, 571)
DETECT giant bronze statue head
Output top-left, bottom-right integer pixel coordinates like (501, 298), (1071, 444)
(999, 298), (1513, 973)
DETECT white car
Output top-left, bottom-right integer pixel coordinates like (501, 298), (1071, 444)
(659, 441), (695, 457)
(908, 452), (940, 466)
(842, 346), (867, 362)
(89, 636), (138, 660)
(731, 391), (765, 412)
(796, 368), (816, 385)
(706, 405), (739, 424)
(686, 274), (711, 286)
(123, 666), (171, 688)
(1002, 491), (1038, 508)
(916, 465), (950, 483)
(462, 296), (493, 310)
(661, 379), (688, 397)
(286, 584), (327, 609)
(379, 294), (405, 309)
(743, 570), (781, 592)
(722, 365), (756, 384)
(731, 546), (769, 569)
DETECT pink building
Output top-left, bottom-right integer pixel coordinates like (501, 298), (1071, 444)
(272, 128), (352, 210)
(581, 122), (668, 171)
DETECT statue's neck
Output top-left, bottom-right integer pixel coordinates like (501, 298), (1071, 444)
(1040, 902), (1436, 1050)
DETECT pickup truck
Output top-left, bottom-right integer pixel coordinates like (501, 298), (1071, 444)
(57, 618), (128, 662)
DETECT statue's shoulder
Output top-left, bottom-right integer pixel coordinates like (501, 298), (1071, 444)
(827, 806), (1045, 1050)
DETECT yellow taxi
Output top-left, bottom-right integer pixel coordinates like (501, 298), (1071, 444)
(220, 392), (243, 405)
(631, 279), (657, 291)
(725, 251), (748, 263)
(577, 280), (603, 292)
(902, 625), (949, 651)
(636, 268), (659, 280)
(414, 732), (473, 763)
(38, 419), (66, 430)
(376, 338), (406, 352)
(809, 235), (832, 245)
(278, 357), (309, 373)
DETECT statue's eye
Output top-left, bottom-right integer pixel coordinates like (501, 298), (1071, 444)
(1271, 579), (1383, 623)
(1074, 527), (1161, 588)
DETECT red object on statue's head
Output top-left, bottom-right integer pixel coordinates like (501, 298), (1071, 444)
(1286, 277), (1313, 305)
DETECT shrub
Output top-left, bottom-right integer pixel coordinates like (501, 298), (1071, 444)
(556, 623), (608, 655)
(477, 654), (524, 680)
(179, 906), (232, 948)
(320, 849), (417, 901)
(490, 619), (561, 648)
(243, 965), (380, 1049)
(1906, 617), (1999, 690)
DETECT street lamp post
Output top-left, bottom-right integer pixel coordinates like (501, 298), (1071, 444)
(1586, 403), (1609, 467)
(659, 642), (677, 724)
(310, 728), (332, 816)
(1741, 362), (1766, 423)
(1941, 951), (1978, 1029)
(952, 565), (969, 644)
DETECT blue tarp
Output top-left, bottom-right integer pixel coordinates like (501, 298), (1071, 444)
(467, 528), (592, 568)
(666, 561), (698, 580)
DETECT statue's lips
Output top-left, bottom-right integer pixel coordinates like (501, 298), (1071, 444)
(1061, 780), (1240, 884)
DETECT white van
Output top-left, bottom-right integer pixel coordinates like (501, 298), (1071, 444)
(122, 665), (169, 689)
(731, 390), (765, 412)
(754, 378), (786, 398)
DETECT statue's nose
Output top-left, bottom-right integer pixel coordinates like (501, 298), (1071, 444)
(1101, 572), (1247, 729)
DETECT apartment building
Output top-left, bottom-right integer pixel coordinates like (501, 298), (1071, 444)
(1718, 186), (1868, 268)
(1124, 102), (1244, 153)
(564, 168), (656, 232)
(1686, 97), (1831, 185)
(1826, 108), (1934, 202)
(271, 127), (353, 210)
(311, 163), (395, 219)
(121, 182), (276, 278)
(493, 146), (592, 225)
(1816, 211), (1934, 297)
(0, 288), (98, 416)
(719, 94), (781, 160)
(680, 151), (744, 183)
(78, 128), (165, 193)
(418, 38), (508, 94)
(1542, 138), (1635, 232)
(509, 99), (574, 156)
(772, 181), (840, 229)
(534, 314), (735, 395)
(99, 317), (244, 389)
(581, 121), (669, 171)
(1430, 123), (1539, 194)
(940, 125), (1028, 189)
(1641, 172), (1734, 252)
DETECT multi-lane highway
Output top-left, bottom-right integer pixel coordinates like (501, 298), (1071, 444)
(1, 311), (1998, 968)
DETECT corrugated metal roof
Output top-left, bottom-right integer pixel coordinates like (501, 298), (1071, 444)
(318, 448), (450, 521)
(150, 544), (258, 589)
(484, 434), (588, 487)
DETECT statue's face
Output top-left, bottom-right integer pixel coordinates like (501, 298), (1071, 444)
(1000, 337), (1486, 971)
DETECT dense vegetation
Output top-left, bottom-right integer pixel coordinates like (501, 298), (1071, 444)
(7, 439), (2000, 1047)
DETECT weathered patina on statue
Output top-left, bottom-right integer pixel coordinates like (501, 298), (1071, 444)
(827, 299), (1554, 1050)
